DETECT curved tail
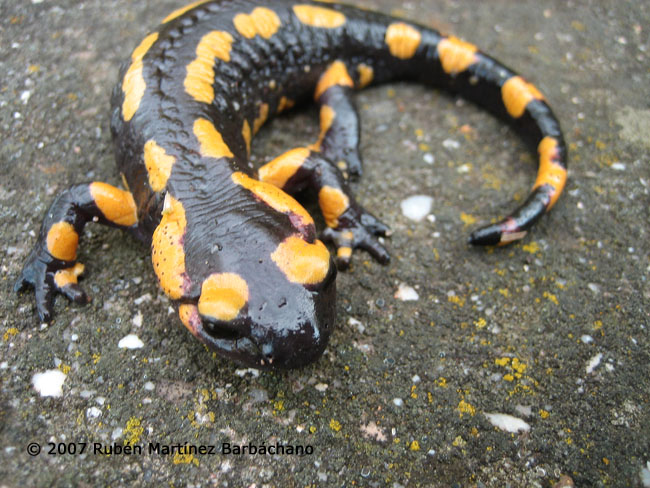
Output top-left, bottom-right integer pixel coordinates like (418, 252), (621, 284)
(334, 4), (568, 245)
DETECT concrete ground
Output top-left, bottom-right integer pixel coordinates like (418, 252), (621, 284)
(1, 0), (648, 486)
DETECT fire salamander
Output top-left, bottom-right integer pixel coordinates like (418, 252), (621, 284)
(15, 0), (567, 369)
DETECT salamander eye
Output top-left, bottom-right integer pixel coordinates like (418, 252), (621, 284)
(202, 317), (245, 341)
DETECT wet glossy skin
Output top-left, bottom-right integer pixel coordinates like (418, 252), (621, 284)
(16, 0), (567, 369)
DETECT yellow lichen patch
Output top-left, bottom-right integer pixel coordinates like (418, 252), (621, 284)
(533, 136), (566, 208)
(258, 147), (310, 188)
(242, 119), (252, 155)
(232, 172), (314, 227)
(385, 22), (421, 59)
(162, 0), (210, 23)
(46, 221), (78, 261)
(318, 185), (349, 228)
(311, 104), (336, 150)
(502, 76), (545, 118)
(152, 194), (187, 299)
(314, 60), (354, 100)
(357, 63), (374, 88)
(184, 30), (234, 104)
(178, 303), (201, 334)
(90, 182), (138, 226)
(144, 140), (176, 192)
(271, 235), (330, 285)
(193, 118), (234, 159)
(54, 263), (85, 289)
(198, 273), (249, 321)
(253, 103), (269, 134)
(437, 36), (478, 74)
(457, 399), (476, 417)
(292, 5), (346, 29)
(277, 96), (295, 113)
(122, 32), (159, 121)
(233, 7), (281, 39)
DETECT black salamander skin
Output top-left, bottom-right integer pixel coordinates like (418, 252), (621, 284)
(15, 0), (567, 369)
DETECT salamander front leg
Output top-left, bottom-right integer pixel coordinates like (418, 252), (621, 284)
(15, 182), (138, 322)
(258, 148), (390, 268)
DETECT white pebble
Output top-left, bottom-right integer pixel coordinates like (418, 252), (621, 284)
(314, 383), (328, 392)
(400, 195), (433, 222)
(586, 353), (603, 374)
(86, 407), (102, 419)
(394, 283), (419, 301)
(393, 398), (404, 407)
(423, 153), (435, 164)
(581, 335), (594, 344)
(118, 334), (144, 349)
(442, 138), (460, 149)
(32, 370), (66, 397)
(484, 413), (531, 433)
(132, 311), (143, 327)
(611, 162), (626, 171)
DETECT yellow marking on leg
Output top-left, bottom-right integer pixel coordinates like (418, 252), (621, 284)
(271, 236), (331, 285)
(152, 194), (187, 300)
(242, 119), (252, 155)
(258, 147), (310, 188)
(198, 273), (249, 321)
(502, 76), (545, 118)
(46, 222), (79, 261)
(144, 140), (176, 192)
(277, 96), (295, 113)
(232, 172), (314, 228)
(89, 182), (138, 227)
(194, 118), (234, 159)
(179, 303), (201, 334)
(184, 31), (234, 104)
(318, 185), (350, 228)
(292, 5), (346, 28)
(310, 105), (336, 150)
(54, 263), (84, 289)
(337, 247), (352, 260)
(437, 36), (478, 74)
(233, 7), (281, 39)
(253, 103), (269, 134)
(357, 63), (374, 88)
(122, 32), (159, 121)
(162, 0), (210, 23)
(385, 22), (421, 59)
(533, 136), (567, 209)
(120, 173), (130, 192)
(314, 61), (354, 100)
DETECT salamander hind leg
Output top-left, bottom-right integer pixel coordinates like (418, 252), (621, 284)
(15, 182), (138, 322)
(258, 148), (390, 268)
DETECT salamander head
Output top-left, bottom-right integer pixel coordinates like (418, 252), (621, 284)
(174, 232), (337, 370)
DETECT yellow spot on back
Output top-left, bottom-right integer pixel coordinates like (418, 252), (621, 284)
(122, 32), (159, 121)
(258, 147), (310, 188)
(502, 76), (545, 118)
(198, 273), (249, 321)
(242, 119), (252, 155)
(385, 22), (421, 59)
(314, 60), (354, 100)
(271, 236), (330, 285)
(144, 140), (176, 192)
(318, 185), (350, 228)
(253, 103), (269, 134)
(54, 263), (85, 289)
(46, 221), (78, 261)
(162, 0), (210, 23)
(533, 136), (566, 208)
(184, 31), (234, 104)
(152, 194), (187, 299)
(437, 36), (478, 74)
(293, 5), (346, 28)
(357, 63), (374, 88)
(232, 172), (314, 228)
(233, 7), (281, 39)
(90, 182), (138, 226)
(194, 118), (234, 159)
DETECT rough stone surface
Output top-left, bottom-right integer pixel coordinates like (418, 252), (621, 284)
(1, 0), (648, 486)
